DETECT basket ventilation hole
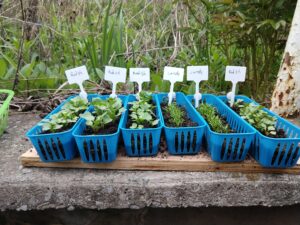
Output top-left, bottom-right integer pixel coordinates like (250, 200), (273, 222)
(149, 134), (153, 154)
(221, 138), (227, 160)
(292, 146), (300, 164)
(97, 140), (102, 161)
(103, 139), (108, 161)
(89, 140), (95, 162)
(192, 131), (197, 150)
(175, 132), (179, 153)
(186, 132), (191, 152)
(278, 144), (287, 165)
(131, 133), (135, 155)
(57, 138), (65, 159)
(271, 143), (281, 165)
(83, 140), (89, 161)
(50, 138), (59, 159)
(38, 139), (48, 161)
(233, 138), (240, 159)
(285, 143), (294, 165)
(227, 138), (233, 159)
(44, 140), (53, 160)
(239, 138), (246, 160)
(181, 132), (185, 152)
(143, 133), (147, 154)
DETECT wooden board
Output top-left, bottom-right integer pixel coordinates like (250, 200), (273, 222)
(20, 148), (300, 174)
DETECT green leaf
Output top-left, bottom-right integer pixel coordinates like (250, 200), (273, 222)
(0, 58), (7, 78)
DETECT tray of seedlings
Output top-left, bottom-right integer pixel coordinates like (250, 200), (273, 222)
(73, 95), (127, 163)
(186, 94), (256, 162)
(120, 91), (162, 157)
(156, 92), (206, 155)
(219, 95), (300, 168)
(0, 89), (14, 137)
(26, 95), (91, 162)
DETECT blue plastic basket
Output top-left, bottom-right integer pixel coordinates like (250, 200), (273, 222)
(156, 92), (206, 155)
(73, 95), (127, 163)
(26, 94), (100, 162)
(120, 94), (163, 157)
(186, 94), (256, 162)
(219, 95), (300, 168)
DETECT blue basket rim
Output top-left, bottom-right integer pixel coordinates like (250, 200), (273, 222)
(218, 94), (300, 141)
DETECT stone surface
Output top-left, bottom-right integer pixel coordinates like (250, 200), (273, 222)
(1, 113), (300, 211)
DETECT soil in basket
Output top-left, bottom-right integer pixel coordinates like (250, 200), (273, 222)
(83, 117), (120, 135)
(161, 103), (198, 127)
(230, 103), (286, 138)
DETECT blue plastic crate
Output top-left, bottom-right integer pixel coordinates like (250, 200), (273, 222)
(73, 95), (127, 163)
(120, 94), (163, 157)
(156, 92), (206, 155)
(219, 95), (300, 168)
(186, 94), (256, 162)
(26, 94), (101, 162)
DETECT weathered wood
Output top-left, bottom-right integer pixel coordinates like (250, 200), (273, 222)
(20, 148), (300, 174)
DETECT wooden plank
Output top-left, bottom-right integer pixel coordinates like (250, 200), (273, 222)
(20, 148), (300, 174)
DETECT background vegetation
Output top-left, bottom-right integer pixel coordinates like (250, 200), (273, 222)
(0, 0), (297, 104)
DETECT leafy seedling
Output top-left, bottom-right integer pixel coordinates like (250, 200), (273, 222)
(165, 103), (185, 127)
(233, 100), (278, 136)
(80, 97), (125, 134)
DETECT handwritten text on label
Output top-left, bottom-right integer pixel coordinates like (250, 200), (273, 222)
(65, 66), (89, 84)
(129, 68), (150, 82)
(104, 66), (127, 83)
(163, 66), (184, 82)
(187, 66), (208, 82)
(225, 66), (246, 82)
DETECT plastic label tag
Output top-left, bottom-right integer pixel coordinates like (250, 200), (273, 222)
(187, 66), (209, 108)
(129, 68), (150, 93)
(163, 66), (184, 82)
(225, 66), (246, 83)
(187, 66), (208, 82)
(163, 66), (184, 105)
(65, 65), (89, 99)
(65, 66), (89, 84)
(104, 66), (127, 98)
(225, 66), (247, 107)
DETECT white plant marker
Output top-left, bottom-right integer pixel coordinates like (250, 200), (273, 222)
(163, 66), (184, 105)
(187, 66), (208, 108)
(225, 66), (246, 107)
(104, 66), (127, 98)
(65, 65), (89, 100)
(129, 68), (150, 94)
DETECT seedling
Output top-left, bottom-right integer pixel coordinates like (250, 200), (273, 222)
(197, 103), (231, 133)
(81, 97), (125, 134)
(233, 99), (277, 137)
(39, 96), (89, 133)
(165, 103), (185, 127)
(128, 91), (158, 129)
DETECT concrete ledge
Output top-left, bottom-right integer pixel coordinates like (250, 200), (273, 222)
(1, 113), (300, 211)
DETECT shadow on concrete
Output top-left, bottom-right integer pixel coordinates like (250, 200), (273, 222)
(1, 205), (300, 225)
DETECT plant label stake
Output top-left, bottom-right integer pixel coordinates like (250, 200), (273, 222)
(187, 66), (208, 108)
(129, 68), (150, 94)
(225, 66), (246, 107)
(104, 66), (127, 98)
(65, 65), (89, 100)
(163, 66), (184, 105)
